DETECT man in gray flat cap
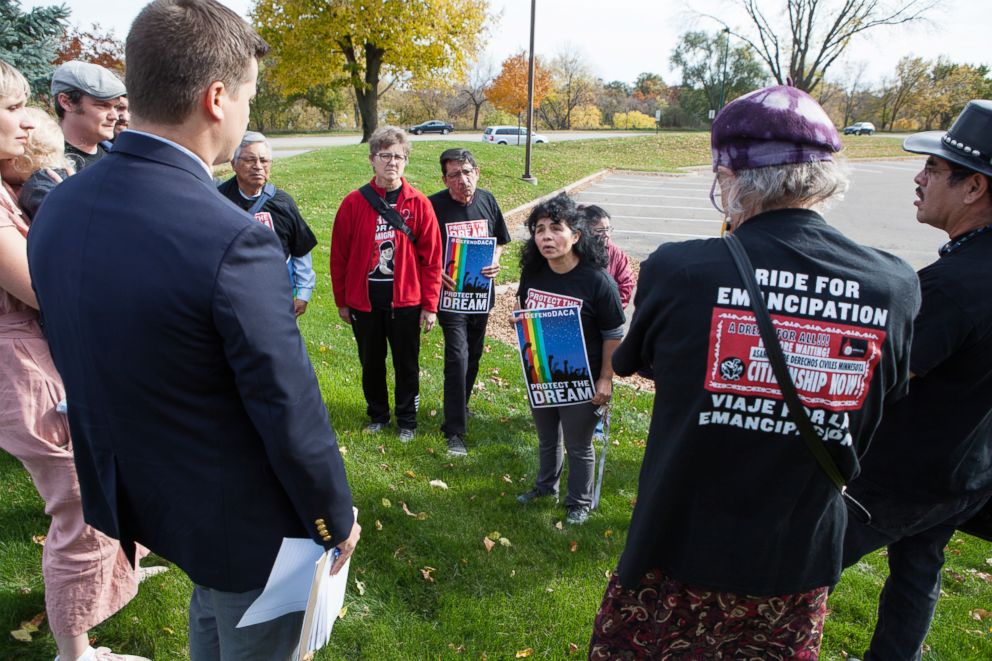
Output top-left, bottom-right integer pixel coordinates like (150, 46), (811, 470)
(51, 60), (126, 171)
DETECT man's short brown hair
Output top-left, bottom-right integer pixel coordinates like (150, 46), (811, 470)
(125, 0), (268, 125)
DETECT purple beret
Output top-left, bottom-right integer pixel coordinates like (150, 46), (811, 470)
(711, 85), (841, 171)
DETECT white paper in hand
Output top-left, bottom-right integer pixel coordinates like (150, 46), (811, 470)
(297, 550), (350, 660)
(237, 538), (332, 628)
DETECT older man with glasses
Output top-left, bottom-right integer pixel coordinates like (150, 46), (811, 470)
(218, 131), (318, 317)
(331, 126), (442, 443)
(428, 148), (511, 456)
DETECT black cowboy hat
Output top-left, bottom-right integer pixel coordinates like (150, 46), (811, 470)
(903, 100), (992, 177)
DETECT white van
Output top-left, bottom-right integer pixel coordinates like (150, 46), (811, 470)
(482, 126), (549, 145)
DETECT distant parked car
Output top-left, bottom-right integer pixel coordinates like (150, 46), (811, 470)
(409, 120), (453, 135)
(482, 125), (549, 145)
(843, 121), (876, 135)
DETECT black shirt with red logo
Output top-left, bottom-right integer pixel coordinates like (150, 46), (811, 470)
(613, 209), (919, 595)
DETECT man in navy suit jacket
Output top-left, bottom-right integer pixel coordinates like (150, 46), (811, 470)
(27, 2), (359, 658)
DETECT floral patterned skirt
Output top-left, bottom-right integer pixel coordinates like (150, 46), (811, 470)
(588, 568), (828, 660)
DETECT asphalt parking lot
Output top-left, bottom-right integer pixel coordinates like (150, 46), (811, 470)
(572, 158), (946, 271)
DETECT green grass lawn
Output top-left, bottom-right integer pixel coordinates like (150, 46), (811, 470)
(4, 134), (989, 660)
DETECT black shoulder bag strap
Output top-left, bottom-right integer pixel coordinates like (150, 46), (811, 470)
(724, 233), (871, 524)
(359, 183), (416, 245)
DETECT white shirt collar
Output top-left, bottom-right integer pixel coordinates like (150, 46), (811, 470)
(125, 129), (213, 177)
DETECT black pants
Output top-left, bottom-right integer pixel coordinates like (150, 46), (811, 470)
(438, 311), (489, 436)
(842, 483), (989, 661)
(350, 306), (421, 429)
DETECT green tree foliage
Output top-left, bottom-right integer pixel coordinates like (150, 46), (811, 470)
(670, 30), (768, 119)
(253, 0), (488, 142)
(0, 0), (70, 96)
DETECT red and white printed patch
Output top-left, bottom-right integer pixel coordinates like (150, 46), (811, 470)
(525, 288), (583, 310)
(704, 307), (886, 411)
(253, 211), (274, 231)
(446, 219), (488, 238)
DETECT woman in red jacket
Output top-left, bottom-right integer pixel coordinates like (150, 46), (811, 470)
(330, 126), (442, 442)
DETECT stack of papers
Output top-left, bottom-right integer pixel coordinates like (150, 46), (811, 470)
(237, 538), (350, 660)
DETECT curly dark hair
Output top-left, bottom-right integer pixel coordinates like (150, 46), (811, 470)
(520, 193), (606, 280)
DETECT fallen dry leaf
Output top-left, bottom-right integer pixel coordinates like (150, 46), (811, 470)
(377, 445), (386, 455)
(555, 521), (564, 530)
(569, 540), (578, 553)
(379, 463), (391, 471)
(429, 479), (449, 490)
(430, 409), (437, 417)
(448, 643), (465, 653)
(426, 447), (435, 455)
(338, 605), (348, 619)
(393, 546), (405, 558)
(568, 642), (579, 654)
(355, 579), (366, 596)
(162, 626), (175, 635)
(604, 529), (614, 538)
(971, 608), (992, 621)
(382, 498), (392, 508)
(510, 569), (516, 577)
(483, 537), (495, 553)
(338, 446), (348, 455)
(611, 439), (620, 446)
(487, 531), (501, 541)
(515, 649), (534, 658)
(499, 537), (512, 547)
(986, 557), (992, 567)
(400, 501), (428, 520)
(9, 612), (44, 643)
(420, 566), (436, 583)
(31, 535), (46, 546)
(404, 470), (417, 479)
(501, 474), (513, 484)
(374, 519), (383, 531)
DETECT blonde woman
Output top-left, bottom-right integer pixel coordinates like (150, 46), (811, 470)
(0, 60), (146, 661)
(0, 106), (73, 219)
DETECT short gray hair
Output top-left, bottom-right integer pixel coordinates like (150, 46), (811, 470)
(368, 125), (411, 157)
(726, 159), (849, 220)
(233, 131), (270, 162)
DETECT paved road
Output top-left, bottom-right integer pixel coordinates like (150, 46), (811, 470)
(269, 131), (643, 159)
(572, 159), (944, 270)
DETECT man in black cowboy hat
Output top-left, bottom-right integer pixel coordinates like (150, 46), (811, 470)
(841, 100), (992, 661)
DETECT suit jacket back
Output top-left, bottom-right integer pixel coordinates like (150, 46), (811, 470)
(27, 132), (353, 592)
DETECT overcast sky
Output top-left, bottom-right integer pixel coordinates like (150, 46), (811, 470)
(36, 0), (990, 87)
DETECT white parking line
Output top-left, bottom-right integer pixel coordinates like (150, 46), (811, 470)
(589, 184), (712, 192)
(614, 229), (718, 239)
(611, 215), (723, 225)
(588, 202), (716, 211)
(580, 193), (713, 201)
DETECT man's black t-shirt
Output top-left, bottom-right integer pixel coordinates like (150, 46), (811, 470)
(217, 178), (317, 260)
(858, 230), (992, 500)
(518, 261), (625, 381)
(613, 209), (919, 595)
(429, 188), (511, 311)
(65, 142), (108, 171)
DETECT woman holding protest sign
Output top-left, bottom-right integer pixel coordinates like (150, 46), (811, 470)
(513, 193), (624, 525)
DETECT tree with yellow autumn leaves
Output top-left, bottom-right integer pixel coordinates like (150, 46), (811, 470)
(252, 0), (488, 142)
(485, 51), (552, 121)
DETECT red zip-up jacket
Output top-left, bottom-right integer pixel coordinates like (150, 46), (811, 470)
(330, 178), (442, 312)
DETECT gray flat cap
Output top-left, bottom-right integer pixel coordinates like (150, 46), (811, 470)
(51, 61), (126, 100)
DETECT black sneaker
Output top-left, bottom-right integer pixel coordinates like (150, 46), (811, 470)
(364, 422), (387, 433)
(446, 434), (468, 456)
(566, 505), (590, 525)
(398, 427), (415, 443)
(517, 488), (555, 504)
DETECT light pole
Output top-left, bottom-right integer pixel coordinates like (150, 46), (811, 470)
(522, 0), (537, 184)
(718, 27), (731, 110)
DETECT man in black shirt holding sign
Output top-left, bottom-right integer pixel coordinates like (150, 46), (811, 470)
(429, 149), (511, 456)
(841, 100), (992, 661)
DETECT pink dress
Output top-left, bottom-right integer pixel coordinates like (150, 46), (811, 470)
(0, 181), (139, 636)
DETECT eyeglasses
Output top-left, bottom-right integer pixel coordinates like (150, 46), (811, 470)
(375, 152), (407, 163)
(592, 226), (613, 236)
(922, 162), (951, 179)
(444, 168), (477, 180)
(709, 175), (725, 215)
(238, 157), (271, 167)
